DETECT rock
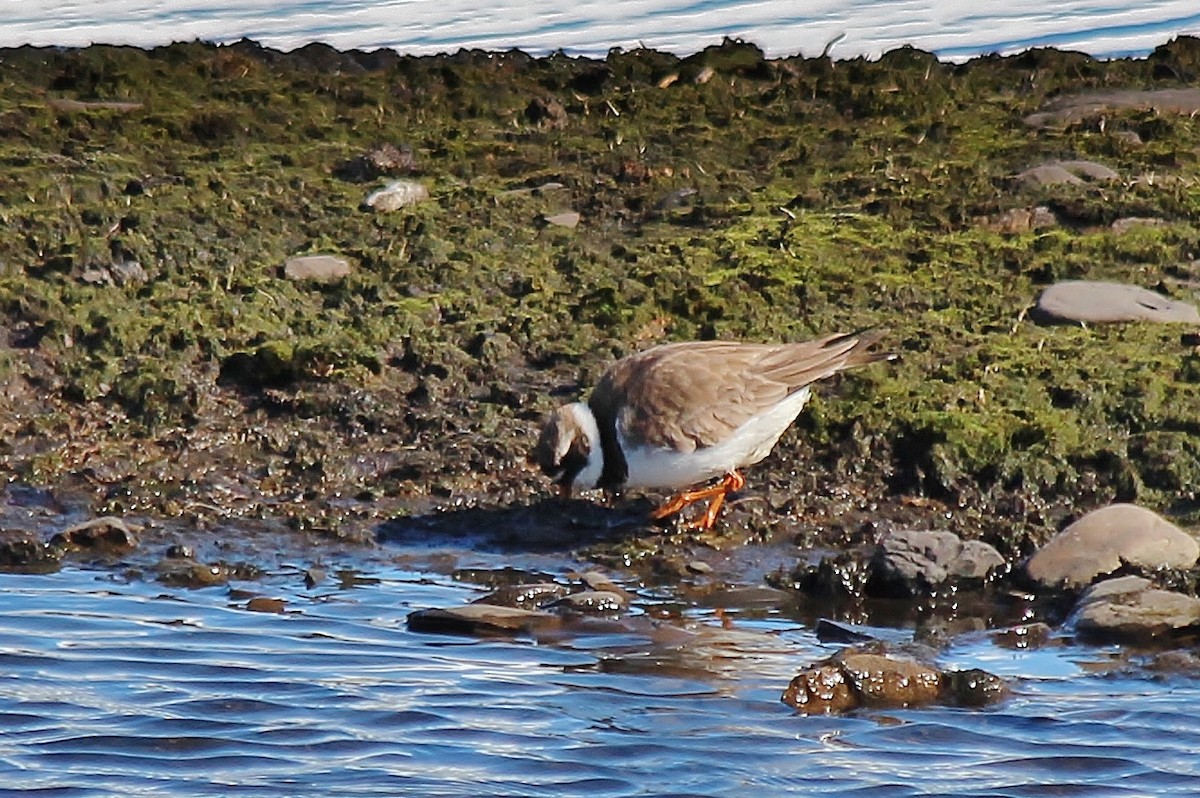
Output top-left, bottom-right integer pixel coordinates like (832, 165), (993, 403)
(781, 647), (1006, 714)
(524, 96), (568, 129)
(1015, 160), (1119, 186)
(1024, 88), (1200, 128)
(982, 206), (1058, 234)
(0, 532), (61, 573)
(1024, 504), (1200, 590)
(686, 560), (714, 575)
(406, 604), (561, 636)
(303, 567), (326, 588)
(991, 622), (1054, 649)
(1110, 217), (1166, 234)
(47, 98), (144, 113)
(814, 619), (878, 644)
(364, 179), (429, 212)
(50, 516), (138, 553)
(782, 664), (858, 713)
(579, 571), (631, 599)
(1072, 575), (1200, 642)
(550, 590), (627, 613)
(246, 597), (287, 613)
(80, 260), (149, 286)
(283, 254), (352, 283)
(157, 561), (232, 587)
(941, 669), (1009, 707)
(542, 211), (580, 228)
(1031, 281), (1200, 325)
(333, 143), (416, 182)
(472, 582), (568, 609)
(867, 529), (1004, 597)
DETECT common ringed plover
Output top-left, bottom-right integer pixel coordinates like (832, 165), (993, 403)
(531, 330), (891, 529)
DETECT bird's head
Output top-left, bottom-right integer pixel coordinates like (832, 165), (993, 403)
(529, 402), (600, 497)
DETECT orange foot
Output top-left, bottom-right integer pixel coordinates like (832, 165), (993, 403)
(650, 471), (747, 530)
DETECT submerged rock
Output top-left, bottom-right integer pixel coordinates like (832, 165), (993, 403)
(781, 646), (1006, 714)
(1024, 504), (1199, 590)
(1072, 575), (1200, 642)
(406, 604), (561, 636)
(867, 529), (1004, 597)
(1030, 281), (1200, 325)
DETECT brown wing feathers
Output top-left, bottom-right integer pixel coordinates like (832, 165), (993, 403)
(590, 332), (888, 463)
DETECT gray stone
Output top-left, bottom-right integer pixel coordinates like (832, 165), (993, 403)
(1072, 575), (1200, 642)
(1024, 504), (1200, 590)
(1031, 280), (1200, 325)
(406, 603), (560, 636)
(543, 210), (580, 228)
(1024, 88), (1200, 129)
(868, 529), (1004, 597)
(1110, 217), (1166, 234)
(364, 179), (429, 212)
(283, 254), (352, 283)
(1015, 160), (1119, 186)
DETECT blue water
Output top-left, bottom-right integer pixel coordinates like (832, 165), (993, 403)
(6, 0), (1200, 60)
(2, 565), (1199, 796)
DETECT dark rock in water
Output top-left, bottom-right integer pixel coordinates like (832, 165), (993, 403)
(283, 254), (352, 283)
(407, 604), (561, 636)
(549, 589), (627, 613)
(246, 597), (287, 613)
(303, 567), (326, 588)
(781, 646), (1006, 714)
(867, 529), (1004, 597)
(51, 516), (138, 553)
(991, 622), (1055, 649)
(1031, 281), (1200, 325)
(814, 618), (878, 644)
(941, 668), (1009, 707)
(1071, 575), (1200, 642)
(157, 560), (232, 588)
(1024, 503), (1199, 590)
(471, 582), (568, 609)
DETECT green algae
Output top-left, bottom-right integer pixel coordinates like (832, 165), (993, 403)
(1, 37), (1200, 547)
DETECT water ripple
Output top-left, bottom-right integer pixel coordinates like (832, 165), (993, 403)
(1, 567), (1200, 796)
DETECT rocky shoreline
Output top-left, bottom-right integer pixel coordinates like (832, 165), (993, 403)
(2, 37), (1200, 708)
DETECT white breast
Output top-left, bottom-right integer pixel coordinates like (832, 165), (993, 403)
(618, 386), (812, 490)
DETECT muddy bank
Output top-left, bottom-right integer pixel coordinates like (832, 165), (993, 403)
(1, 38), (1200, 590)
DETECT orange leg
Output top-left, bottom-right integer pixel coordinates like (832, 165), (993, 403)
(651, 471), (746, 530)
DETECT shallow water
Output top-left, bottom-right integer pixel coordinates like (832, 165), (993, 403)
(8, 0), (1200, 60)
(3, 562), (1199, 797)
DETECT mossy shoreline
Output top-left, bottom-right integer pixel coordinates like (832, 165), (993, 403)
(2, 36), (1200, 572)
